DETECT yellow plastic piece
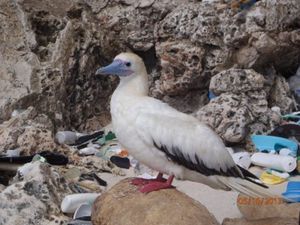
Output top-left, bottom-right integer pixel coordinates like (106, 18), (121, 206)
(260, 171), (286, 185)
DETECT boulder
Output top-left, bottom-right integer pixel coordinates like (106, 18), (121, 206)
(0, 106), (58, 155)
(195, 69), (278, 144)
(91, 178), (220, 225)
(0, 161), (72, 225)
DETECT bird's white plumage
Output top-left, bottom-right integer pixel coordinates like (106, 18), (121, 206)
(106, 53), (272, 196)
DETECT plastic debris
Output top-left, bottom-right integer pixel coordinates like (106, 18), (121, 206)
(260, 171), (286, 185)
(18, 161), (38, 177)
(230, 0), (258, 11)
(137, 173), (156, 179)
(251, 135), (298, 157)
(18, 157), (46, 177)
(79, 147), (99, 156)
(297, 157), (300, 173)
(282, 181), (300, 202)
(73, 203), (92, 220)
(75, 131), (104, 146)
(68, 202), (93, 225)
(61, 193), (100, 214)
(282, 112), (300, 123)
(92, 173), (107, 187)
(208, 91), (216, 100)
(5, 149), (20, 157)
(266, 169), (290, 179)
(55, 130), (104, 147)
(279, 148), (294, 157)
(56, 131), (85, 145)
(0, 151), (68, 165)
(251, 152), (297, 173)
(104, 131), (116, 141)
(110, 156), (130, 169)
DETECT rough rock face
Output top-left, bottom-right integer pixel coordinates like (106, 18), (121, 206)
(0, 106), (58, 155)
(195, 69), (278, 143)
(0, 0), (114, 131)
(91, 178), (220, 225)
(1, 0), (300, 144)
(0, 161), (72, 225)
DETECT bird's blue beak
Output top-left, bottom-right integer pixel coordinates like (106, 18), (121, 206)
(95, 59), (132, 77)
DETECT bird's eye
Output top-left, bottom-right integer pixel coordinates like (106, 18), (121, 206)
(125, 62), (131, 67)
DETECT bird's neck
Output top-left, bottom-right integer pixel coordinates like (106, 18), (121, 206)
(117, 73), (149, 97)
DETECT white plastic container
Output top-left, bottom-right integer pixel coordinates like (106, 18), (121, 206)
(251, 152), (297, 172)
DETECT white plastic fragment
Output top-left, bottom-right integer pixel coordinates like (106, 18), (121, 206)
(279, 148), (293, 156)
(61, 193), (100, 214)
(268, 170), (290, 179)
(73, 203), (92, 219)
(6, 149), (20, 157)
(78, 147), (99, 156)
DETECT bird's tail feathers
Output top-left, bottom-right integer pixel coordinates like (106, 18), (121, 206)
(216, 176), (278, 198)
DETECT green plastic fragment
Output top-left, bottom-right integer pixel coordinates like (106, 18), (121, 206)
(105, 131), (116, 141)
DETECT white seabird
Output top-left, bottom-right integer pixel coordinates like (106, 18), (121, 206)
(96, 52), (271, 197)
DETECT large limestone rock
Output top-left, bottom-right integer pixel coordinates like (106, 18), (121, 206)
(195, 69), (279, 144)
(0, 107), (58, 155)
(91, 178), (220, 225)
(0, 0), (114, 131)
(0, 161), (72, 225)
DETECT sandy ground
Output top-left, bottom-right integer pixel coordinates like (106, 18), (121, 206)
(100, 167), (300, 224)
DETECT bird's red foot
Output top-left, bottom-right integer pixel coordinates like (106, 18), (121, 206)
(138, 175), (175, 193)
(131, 173), (166, 186)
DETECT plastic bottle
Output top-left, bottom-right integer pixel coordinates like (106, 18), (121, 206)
(55, 131), (85, 145)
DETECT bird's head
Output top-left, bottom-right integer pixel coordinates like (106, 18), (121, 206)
(96, 52), (146, 78)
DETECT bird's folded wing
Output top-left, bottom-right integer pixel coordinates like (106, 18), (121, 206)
(133, 104), (243, 178)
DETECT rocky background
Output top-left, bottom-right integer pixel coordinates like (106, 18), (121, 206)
(1, 0), (300, 224)
(1, 0), (300, 149)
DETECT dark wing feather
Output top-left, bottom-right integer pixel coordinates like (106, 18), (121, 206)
(154, 142), (243, 178)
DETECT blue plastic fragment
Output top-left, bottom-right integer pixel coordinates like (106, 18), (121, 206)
(208, 91), (216, 100)
(282, 181), (300, 202)
(251, 135), (298, 157)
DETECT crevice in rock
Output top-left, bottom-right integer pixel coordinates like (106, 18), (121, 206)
(29, 10), (66, 62)
(133, 46), (158, 74)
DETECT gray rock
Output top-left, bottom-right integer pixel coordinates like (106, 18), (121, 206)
(209, 69), (265, 95)
(195, 69), (278, 144)
(0, 106), (57, 155)
(0, 161), (72, 225)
